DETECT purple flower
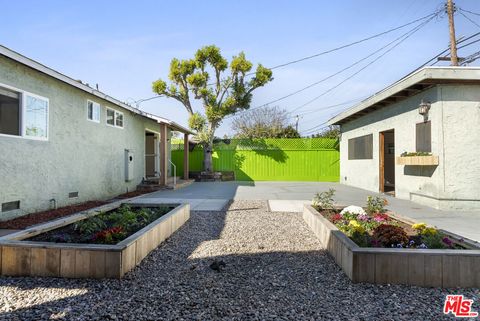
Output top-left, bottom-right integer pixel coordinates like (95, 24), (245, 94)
(418, 243), (428, 249)
(442, 237), (453, 247)
(357, 214), (369, 221)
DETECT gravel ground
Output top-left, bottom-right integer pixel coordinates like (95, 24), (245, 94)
(0, 200), (478, 321)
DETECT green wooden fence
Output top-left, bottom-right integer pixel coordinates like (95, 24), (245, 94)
(171, 138), (340, 182)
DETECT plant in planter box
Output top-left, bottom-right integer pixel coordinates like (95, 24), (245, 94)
(372, 224), (409, 247)
(312, 189), (335, 213)
(366, 196), (387, 215)
(93, 226), (126, 244)
(400, 151), (432, 157)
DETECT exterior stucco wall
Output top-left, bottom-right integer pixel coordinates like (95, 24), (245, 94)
(0, 56), (161, 220)
(339, 84), (480, 210)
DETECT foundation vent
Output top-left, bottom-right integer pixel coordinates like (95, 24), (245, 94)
(2, 200), (20, 212)
(68, 192), (79, 198)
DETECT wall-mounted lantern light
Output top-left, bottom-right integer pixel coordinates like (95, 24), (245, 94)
(418, 100), (431, 116)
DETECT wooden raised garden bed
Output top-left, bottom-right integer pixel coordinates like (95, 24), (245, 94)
(303, 204), (480, 287)
(396, 155), (439, 166)
(0, 201), (190, 279)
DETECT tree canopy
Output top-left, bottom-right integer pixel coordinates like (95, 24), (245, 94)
(152, 45), (273, 171)
(231, 106), (300, 139)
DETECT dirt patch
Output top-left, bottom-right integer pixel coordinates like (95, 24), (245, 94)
(0, 201), (107, 229)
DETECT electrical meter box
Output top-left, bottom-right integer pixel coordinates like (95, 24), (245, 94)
(125, 149), (134, 182)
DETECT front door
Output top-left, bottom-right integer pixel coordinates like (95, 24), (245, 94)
(379, 130), (395, 195)
(145, 132), (159, 177)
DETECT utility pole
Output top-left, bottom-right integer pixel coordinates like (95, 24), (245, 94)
(447, 0), (459, 66)
(295, 115), (299, 132)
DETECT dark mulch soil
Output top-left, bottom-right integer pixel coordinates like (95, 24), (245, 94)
(116, 190), (153, 199)
(0, 201), (108, 229)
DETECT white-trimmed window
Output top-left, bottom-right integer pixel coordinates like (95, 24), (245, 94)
(87, 100), (100, 122)
(106, 108), (124, 128)
(0, 84), (49, 140)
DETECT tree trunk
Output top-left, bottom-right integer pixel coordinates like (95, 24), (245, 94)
(203, 141), (214, 173)
(202, 124), (216, 173)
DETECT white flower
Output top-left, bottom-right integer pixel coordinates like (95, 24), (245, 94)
(340, 205), (367, 217)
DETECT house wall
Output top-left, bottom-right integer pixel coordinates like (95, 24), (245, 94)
(339, 84), (480, 210)
(0, 56), (161, 220)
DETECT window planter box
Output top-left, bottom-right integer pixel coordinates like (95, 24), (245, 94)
(0, 201), (190, 279)
(396, 155), (439, 166)
(303, 204), (480, 287)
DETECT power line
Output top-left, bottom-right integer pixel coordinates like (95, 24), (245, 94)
(458, 10), (480, 30)
(133, 11), (440, 106)
(295, 97), (368, 117)
(300, 14), (442, 135)
(227, 13), (441, 120)
(289, 14), (437, 115)
(260, 11), (440, 71)
(411, 31), (480, 70)
(459, 8), (480, 17)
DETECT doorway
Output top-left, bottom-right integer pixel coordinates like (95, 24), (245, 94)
(145, 131), (160, 178)
(379, 130), (395, 195)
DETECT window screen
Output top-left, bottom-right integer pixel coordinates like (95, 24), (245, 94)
(416, 121), (431, 153)
(87, 101), (100, 122)
(107, 109), (115, 126)
(348, 134), (373, 160)
(0, 87), (21, 136)
(25, 94), (48, 138)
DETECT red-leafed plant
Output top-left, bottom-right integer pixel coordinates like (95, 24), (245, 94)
(372, 224), (409, 247)
(93, 226), (126, 244)
(330, 213), (343, 223)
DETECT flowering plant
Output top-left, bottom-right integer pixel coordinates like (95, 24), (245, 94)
(340, 205), (366, 217)
(373, 213), (390, 223)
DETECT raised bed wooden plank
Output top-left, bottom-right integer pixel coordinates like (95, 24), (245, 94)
(105, 251), (121, 278)
(31, 248), (60, 277)
(60, 249), (76, 278)
(424, 255), (443, 287)
(90, 250), (106, 278)
(407, 253), (425, 287)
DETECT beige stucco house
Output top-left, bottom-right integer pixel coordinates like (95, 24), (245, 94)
(0, 45), (192, 220)
(329, 67), (480, 210)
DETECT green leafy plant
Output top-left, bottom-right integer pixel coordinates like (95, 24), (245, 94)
(372, 224), (409, 247)
(312, 189), (335, 212)
(74, 215), (107, 235)
(421, 233), (447, 249)
(366, 196), (387, 215)
(400, 151), (432, 157)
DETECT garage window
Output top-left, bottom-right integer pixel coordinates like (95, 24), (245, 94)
(416, 121), (431, 153)
(348, 134), (373, 160)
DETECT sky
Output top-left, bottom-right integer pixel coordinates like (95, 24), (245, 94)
(2, 0), (480, 137)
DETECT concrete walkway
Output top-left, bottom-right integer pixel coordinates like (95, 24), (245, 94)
(138, 181), (480, 243)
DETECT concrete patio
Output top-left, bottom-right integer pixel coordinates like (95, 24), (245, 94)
(136, 181), (480, 243)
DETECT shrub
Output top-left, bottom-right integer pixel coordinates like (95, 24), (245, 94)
(366, 196), (387, 215)
(312, 189), (335, 212)
(372, 224), (409, 247)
